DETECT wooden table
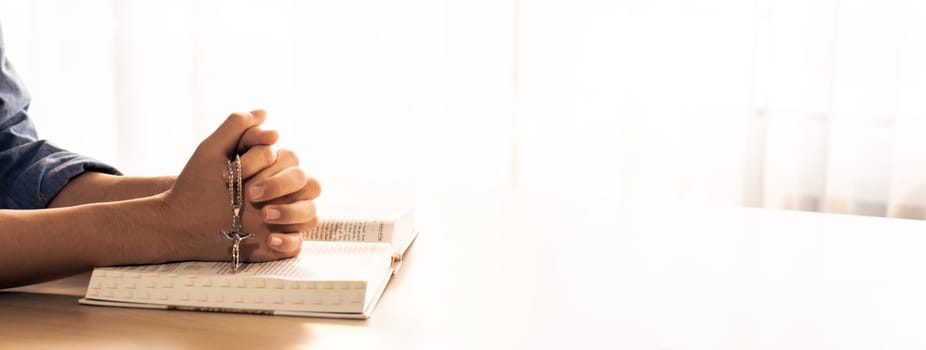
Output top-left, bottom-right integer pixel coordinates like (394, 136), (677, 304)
(5, 192), (926, 349)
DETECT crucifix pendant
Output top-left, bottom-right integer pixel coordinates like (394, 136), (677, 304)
(219, 155), (253, 272)
(221, 230), (253, 272)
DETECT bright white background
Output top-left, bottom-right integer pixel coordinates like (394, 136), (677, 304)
(2, 0), (926, 217)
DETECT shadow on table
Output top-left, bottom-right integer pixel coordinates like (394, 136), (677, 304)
(0, 288), (367, 348)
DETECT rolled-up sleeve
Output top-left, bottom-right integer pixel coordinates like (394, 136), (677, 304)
(0, 24), (119, 209)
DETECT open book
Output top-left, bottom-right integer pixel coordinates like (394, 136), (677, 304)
(79, 205), (417, 319)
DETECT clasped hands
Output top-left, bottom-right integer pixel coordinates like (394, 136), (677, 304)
(164, 110), (320, 263)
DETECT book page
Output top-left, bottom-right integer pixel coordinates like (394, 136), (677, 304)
(105, 241), (392, 281)
(302, 206), (415, 246)
(307, 220), (389, 242)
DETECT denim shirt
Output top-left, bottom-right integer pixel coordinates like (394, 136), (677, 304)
(0, 25), (119, 209)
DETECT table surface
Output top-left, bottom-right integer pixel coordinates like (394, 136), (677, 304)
(4, 192), (926, 349)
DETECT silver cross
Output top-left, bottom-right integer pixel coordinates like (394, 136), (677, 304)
(219, 154), (253, 272)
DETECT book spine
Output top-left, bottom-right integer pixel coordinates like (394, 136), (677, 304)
(302, 219), (394, 243)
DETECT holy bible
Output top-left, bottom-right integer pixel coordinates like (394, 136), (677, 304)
(79, 206), (417, 319)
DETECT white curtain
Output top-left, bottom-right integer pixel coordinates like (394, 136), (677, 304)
(1, 0), (925, 217)
(516, 0), (926, 218)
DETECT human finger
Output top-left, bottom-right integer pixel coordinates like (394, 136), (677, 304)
(239, 145), (277, 179)
(263, 199), (316, 225)
(247, 149), (299, 202)
(250, 167), (307, 204)
(237, 127), (279, 153)
(262, 176), (322, 204)
(267, 232), (304, 254)
(267, 215), (318, 237)
(200, 111), (266, 157)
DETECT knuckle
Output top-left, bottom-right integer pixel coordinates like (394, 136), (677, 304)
(292, 168), (308, 185)
(305, 200), (317, 217)
(258, 146), (275, 164)
(290, 242), (302, 255)
(194, 141), (208, 154)
(226, 112), (250, 125)
(277, 148), (299, 165)
(305, 177), (322, 199)
(303, 216), (319, 232)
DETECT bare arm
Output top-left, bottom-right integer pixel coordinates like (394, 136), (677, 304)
(47, 173), (175, 208)
(0, 194), (173, 288)
(0, 111), (320, 289)
(45, 120), (281, 208)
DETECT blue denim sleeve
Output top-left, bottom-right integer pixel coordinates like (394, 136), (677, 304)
(0, 25), (120, 209)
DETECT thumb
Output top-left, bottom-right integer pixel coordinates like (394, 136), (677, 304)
(200, 110), (267, 157)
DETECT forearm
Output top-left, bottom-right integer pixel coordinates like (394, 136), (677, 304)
(48, 172), (176, 208)
(0, 111), (312, 289)
(0, 194), (175, 288)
